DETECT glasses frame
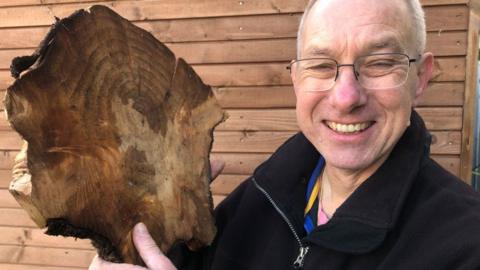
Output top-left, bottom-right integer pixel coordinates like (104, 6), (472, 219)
(287, 53), (418, 91)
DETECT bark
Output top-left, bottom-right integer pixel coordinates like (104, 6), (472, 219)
(6, 5), (225, 265)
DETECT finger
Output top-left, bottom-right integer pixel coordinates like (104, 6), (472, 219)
(209, 159), (225, 182)
(133, 223), (177, 270)
(88, 255), (146, 270)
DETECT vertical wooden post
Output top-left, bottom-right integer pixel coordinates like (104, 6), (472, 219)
(460, 5), (480, 183)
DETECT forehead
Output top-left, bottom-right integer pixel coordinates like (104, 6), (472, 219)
(302, 0), (413, 57)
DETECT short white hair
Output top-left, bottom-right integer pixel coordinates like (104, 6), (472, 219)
(296, 0), (427, 58)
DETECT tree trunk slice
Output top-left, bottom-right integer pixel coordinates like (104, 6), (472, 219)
(5, 5), (225, 265)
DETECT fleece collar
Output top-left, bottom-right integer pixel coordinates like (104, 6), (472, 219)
(253, 110), (431, 254)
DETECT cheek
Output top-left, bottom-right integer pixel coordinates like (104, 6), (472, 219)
(295, 93), (326, 122)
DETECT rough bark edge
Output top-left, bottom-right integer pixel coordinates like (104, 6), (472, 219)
(46, 218), (123, 263)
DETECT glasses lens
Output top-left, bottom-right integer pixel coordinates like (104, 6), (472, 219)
(356, 54), (410, 89)
(293, 59), (337, 92)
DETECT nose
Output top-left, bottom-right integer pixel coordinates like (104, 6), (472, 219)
(329, 66), (367, 112)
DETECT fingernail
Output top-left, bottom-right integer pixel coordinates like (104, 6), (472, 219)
(135, 222), (147, 234)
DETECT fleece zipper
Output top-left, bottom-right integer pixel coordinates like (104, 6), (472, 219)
(252, 177), (310, 269)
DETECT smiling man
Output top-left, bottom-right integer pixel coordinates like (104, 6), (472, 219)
(90, 0), (480, 269)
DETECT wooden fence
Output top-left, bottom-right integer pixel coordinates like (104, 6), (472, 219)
(0, 0), (478, 269)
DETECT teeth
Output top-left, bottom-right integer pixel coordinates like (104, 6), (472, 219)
(326, 121), (371, 133)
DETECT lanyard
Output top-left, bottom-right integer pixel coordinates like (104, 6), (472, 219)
(304, 157), (324, 234)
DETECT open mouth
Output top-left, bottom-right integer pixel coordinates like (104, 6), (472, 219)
(325, 121), (374, 134)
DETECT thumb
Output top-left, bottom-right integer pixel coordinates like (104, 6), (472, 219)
(133, 223), (177, 270)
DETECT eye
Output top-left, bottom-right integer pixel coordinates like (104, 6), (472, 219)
(306, 62), (336, 72)
(365, 59), (397, 69)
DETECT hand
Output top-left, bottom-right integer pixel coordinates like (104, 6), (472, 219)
(88, 223), (177, 270)
(89, 160), (224, 269)
(209, 159), (225, 182)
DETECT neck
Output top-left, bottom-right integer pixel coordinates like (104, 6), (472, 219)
(320, 166), (371, 217)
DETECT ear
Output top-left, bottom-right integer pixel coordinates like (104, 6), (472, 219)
(412, 52), (434, 106)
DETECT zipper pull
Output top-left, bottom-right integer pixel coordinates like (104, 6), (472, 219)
(292, 246), (309, 269)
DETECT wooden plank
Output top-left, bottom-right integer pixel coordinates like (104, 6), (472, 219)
(213, 195), (227, 208)
(0, 6), (468, 50)
(0, 32), (467, 69)
(0, 189), (19, 208)
(432, 155), (461, 177)
(0, 57), (467, 90)
(0, 264), (83, 270)
(416, 107), (463, 131)
(0, 0), (309, 28)
(424, 5), (469, 31)
(0, 0), (466, 9)
(216, 108), (463, 132)
(0, 82), (466, 114)
(0, 245), (95, 268)
(212, 131), (295, 153)
(214, 83), (464, 109)
(0, 71), (14, 89)
(0, 0), (115, 8)
(0, 208), (36, 227)
(210, 152), (270, 175)
(214, 86), (296, 109)
(0, 170), (12, 188)
(0, 131), (22, 150)
(211, 174), (249, 195)
(193, 57), (466, 87)
(212, 130), (460, 154)
(459, 12), (480, 183)
(0, 14), (300, 48)
(429, 131), (462, 155)
(135, 13), (302, 43)
(210, 153), (460, 178)
(0, 151), (18, 170)
(421, 0), (468, 5)
(0, 0), (39, 7)
(219, 109), (298, 131)
(170, 32), (466, 64)
(425, 31), (467, 56)
(419, 82), (464, 107)
(0, 226), (92, 249)
(0, 2), (469, 30)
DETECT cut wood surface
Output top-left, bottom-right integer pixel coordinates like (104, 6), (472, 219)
(5, 5), (224, 265)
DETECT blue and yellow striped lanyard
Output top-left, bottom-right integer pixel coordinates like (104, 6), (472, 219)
(304, 158), (324, 234)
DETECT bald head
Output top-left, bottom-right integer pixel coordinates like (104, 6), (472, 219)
(296, 0), (426, 58)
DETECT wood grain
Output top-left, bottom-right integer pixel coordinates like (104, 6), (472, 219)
(459, 12), (480, 183)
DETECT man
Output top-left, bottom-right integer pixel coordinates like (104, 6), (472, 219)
(90, 0), (480, 269)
